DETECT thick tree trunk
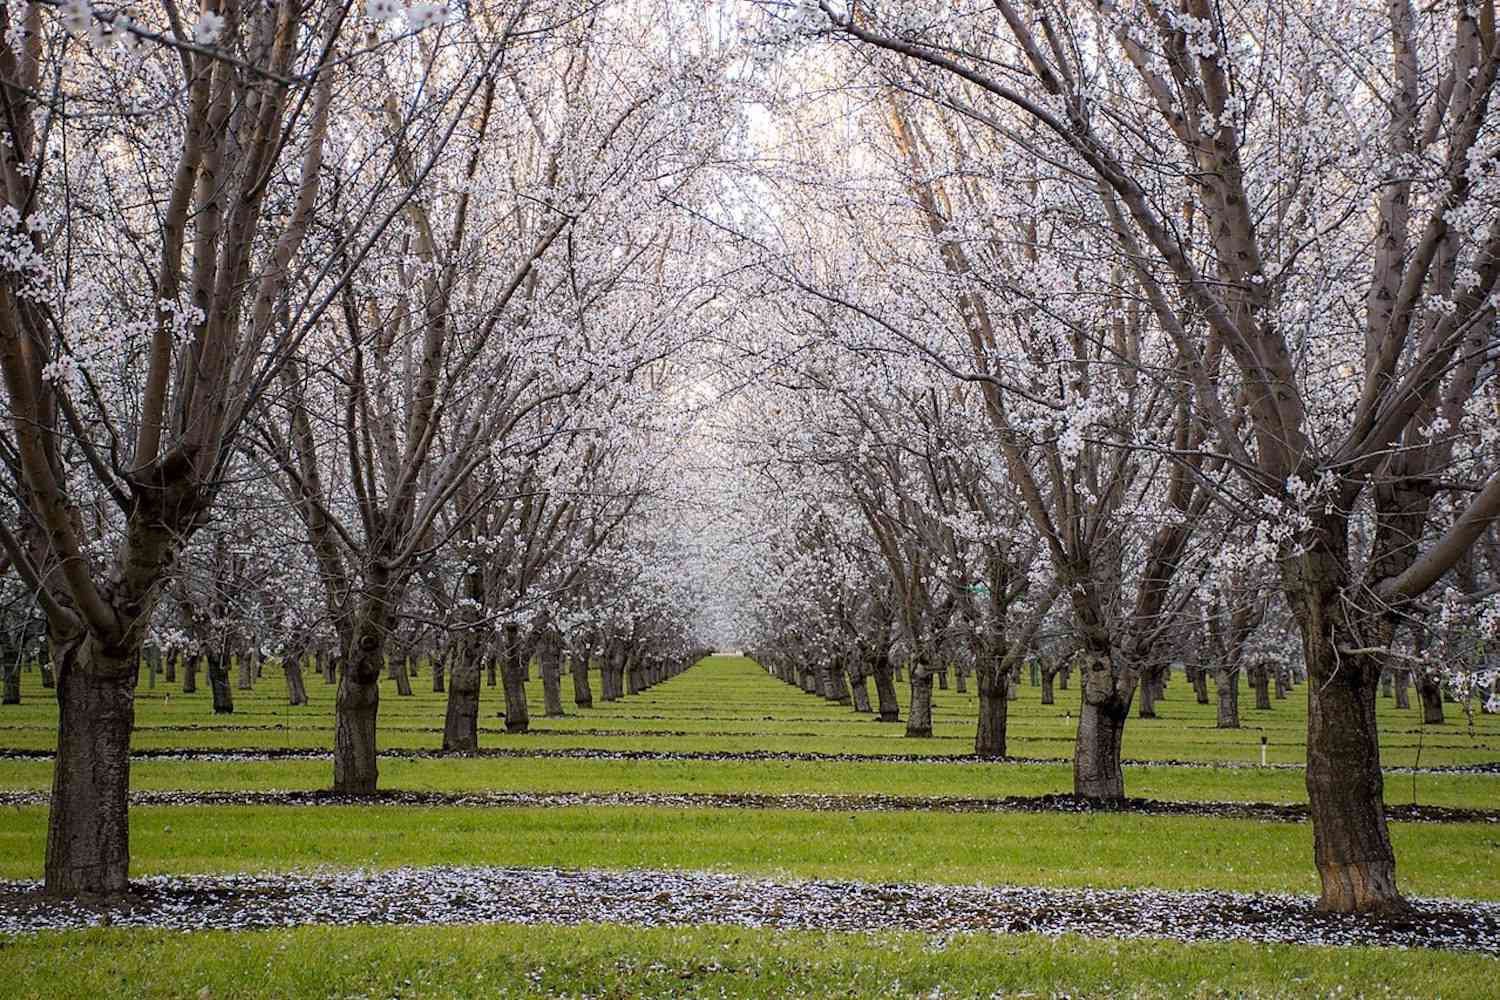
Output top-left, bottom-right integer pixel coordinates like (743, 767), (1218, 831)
(1393, 668), (1410, 709)
(182, 655), (198, 694)
(870, 653), (900, 722)
(1191, 664), (1210, 705)
(1274, 664), (1289, 700)
(1074, 653), (1133, 799)
(237, 650), (255, 690)
(332, 652), (381, 795)
(905, 665), (933, 738)
(571, 654), (594, 708)
(1415, 672), (1445, 724)
(1040, 666), (1056, 705)
(432, 651), (446, 693)
(975, 663), (1008, 758)
(1215, 665), (1240, 728)
(207, 655), (234, 714)
(45, 637), (135, 896)
(936, 668), (949, 691)
(283, 654), (308, 706)
(1250, 663), (1272, 710)
(443, 642), (481, 752)
(1379, 670), (1392, 698)
(1058, 666), (1070, 690)
(1137, 667), (1158, 719)
(1285, 528), (1405, 914)
(825, 661), (851, 704)
(1, 659), (18, 704)
(501, 629), (530, 733)
(1305, 645), (1403, 912)
(390, 656), (414, 697)
(849, 669), (872, 713)
(539, 632), (565, 718)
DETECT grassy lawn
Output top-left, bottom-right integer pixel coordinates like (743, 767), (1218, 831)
(3, 923), (1498, 999)
(1, 803), (1496, 899)
(0, 754), (1494, 809)
(0, 654), (1495, 767)
(2, 655), (1498, 997)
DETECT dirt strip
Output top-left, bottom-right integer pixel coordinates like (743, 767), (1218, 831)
(1, 744), (1495, 775)
(0, 788), (1493, 824)
(1, 866), (1495, 953)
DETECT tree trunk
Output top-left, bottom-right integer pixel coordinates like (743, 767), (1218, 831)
(237, 650), (255, 690)
(1, 659), (19, 704)
(501, 629), (530, 733)
(870, 653), (900, 722)
(1074, 653), (1133, 799)
(1274, 664), (1289, 699)
(162, 647), (175, 684)
(571, 653), (594, 708)
(1137, 667), (1157, 719)
(283, 653), (308, 707)
(1393, 668), (1410, 710)
(1379, 670), (1392, 698)
(1215, 664), (1240, 728)
(45, 637), (135, 896)
(1058, 665), (1070, 690)
(1250, 663), (1272, 710)
(1040, 666), (1056, 705)
(332, 651), (381, 795)
(540, 631), (565, 718)
(1285, 528), (1404, 914)
(443, 641), (481, 752)
(1191, 664), (1209, 705)
(390, 656), (414, 697)
(432, 651), (446, 693)
(936, 668), (949, 691)
(905, 664), (933, 738)
(486, 657), (497, 687)
(207, 655), (234, 714)
(849, 669), (872, 713)
(182, 655), (198, 694)
(975, 662), (1008, 758)
(954, 666), (968, 694)
(825, 660), (851, 704)
(1415, 672), (1445, 724)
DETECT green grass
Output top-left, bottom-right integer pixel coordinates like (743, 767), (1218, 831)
(1, 803), (1496, 899)
(0, 753), (1493, 809)
(1, 653), (1495, 767)
(2, 654), (1498, 996)
(3, 923), (1497, 999)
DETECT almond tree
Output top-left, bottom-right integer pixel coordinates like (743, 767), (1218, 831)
(812, 0), (1500, 911)
(0, 0), (359, 896)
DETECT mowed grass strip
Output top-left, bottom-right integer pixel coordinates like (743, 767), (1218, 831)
(0, 656), (1495, 768)
(3, 923), (1498, 999)
(0, 753), (1494, 809)
(0, 804), (1495, 899)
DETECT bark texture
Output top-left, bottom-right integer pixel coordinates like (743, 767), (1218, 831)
(45, 639), (134, 896)
(1074, 652), (1133, 799)
(333, 660), (380, 794)
(905, 664), (933, 738)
